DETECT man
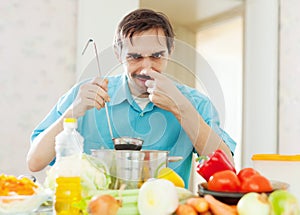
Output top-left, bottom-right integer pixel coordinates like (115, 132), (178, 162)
(27, 8), (236, 187)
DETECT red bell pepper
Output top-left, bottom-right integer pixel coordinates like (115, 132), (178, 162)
(196, 149), (236, 181)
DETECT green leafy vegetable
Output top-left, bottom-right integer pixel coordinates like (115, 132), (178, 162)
(44, 153), (111, 198)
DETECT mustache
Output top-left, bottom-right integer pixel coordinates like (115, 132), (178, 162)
(132, 74), (152, 80)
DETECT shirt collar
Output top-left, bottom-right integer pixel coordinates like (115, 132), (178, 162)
(109, 74), (134, 106)
(109, 74), (155, 112)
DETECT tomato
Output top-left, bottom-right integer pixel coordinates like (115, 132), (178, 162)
(240, 174), (273, 193)
(207, 170), (241, 192)
(237, 167), (260, 183)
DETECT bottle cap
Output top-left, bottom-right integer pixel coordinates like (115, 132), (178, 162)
(64, 118), (77, 123)
(63, 118), (78, 129)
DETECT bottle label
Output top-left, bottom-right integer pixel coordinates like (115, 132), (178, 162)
(55, 176), (81, 215)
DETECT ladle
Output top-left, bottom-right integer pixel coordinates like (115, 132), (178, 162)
(81, 39), (144, 150)
(82, 39), (114, 140)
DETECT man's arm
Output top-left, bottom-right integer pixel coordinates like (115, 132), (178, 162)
(27, 78), (109, 171)
(143, 69), (234, 164)
(27, 113), (67, 171)
(171, 97), (234, 164)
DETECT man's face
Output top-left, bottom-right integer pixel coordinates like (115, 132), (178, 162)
(120, 28), (170, 97)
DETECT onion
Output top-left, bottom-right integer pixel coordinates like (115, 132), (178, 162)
(88, 194), (120, 215)
(237, 192), (271, 215)
(138, 179), (179, 215)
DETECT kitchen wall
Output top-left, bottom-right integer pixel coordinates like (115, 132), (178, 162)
(242, 0), (279, 166)
(76, 0), (138, 79)
(243, 0), (300, 167)
(196, 17), (243, 169)
(0, 0), (78, 181)
(0, 0), (139, 182)
(279, 0), (300, 153)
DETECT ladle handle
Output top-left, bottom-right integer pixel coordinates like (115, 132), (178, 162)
(82, 38), (114, 140)
(104, 103), (114, 139)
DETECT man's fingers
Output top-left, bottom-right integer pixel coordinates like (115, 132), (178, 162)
(88, 83), (110, 102)
(85, 97), (104, 110)
(94, 98), (105, 110)
(147, 87), (154, 94)
(141, 69), (161, 79)
(92, 77), (109, 92)
(101, 78), (109, 91)
(145, 80), (155, 88)
(148, 94), (154, 102)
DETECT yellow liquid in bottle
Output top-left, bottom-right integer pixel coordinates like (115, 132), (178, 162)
(55, 176), (82, 215)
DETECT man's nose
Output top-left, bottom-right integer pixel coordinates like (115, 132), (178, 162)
(141, 56), (152, 68)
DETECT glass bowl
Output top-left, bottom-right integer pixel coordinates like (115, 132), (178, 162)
(0, 189), (52, 214)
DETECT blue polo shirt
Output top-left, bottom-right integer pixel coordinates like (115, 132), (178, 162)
(31, 74), (236, 187)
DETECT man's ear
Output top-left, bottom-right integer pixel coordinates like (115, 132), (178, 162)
(169, 42), (175, 55)
(113, 45), (122, 63)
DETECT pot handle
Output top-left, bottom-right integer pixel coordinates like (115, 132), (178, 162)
(168, 156), (183, 162)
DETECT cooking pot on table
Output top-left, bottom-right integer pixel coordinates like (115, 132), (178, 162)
(91, 149), (182, 189)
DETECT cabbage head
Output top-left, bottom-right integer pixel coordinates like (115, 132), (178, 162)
(44, 153), (111, 198)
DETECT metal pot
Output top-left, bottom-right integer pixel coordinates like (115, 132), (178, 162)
(91, 149), (182, 189)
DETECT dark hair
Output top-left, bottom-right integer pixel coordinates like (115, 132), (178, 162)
(114, 8), (175, 54)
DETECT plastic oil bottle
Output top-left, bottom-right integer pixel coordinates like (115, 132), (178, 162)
(54, 118), (83, 215)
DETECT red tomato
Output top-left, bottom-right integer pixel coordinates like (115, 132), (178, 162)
(237, 167), (260, 183)
(240, 174), (273, 192)
(207, 170), (241, 192)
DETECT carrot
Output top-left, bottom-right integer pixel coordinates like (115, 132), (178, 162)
(186, 197), (209, 213)
(175, 204), (198, 215)
(199, 211), (213, 215)
(204, 194), (238, 215)
(230, 205), (237, 211)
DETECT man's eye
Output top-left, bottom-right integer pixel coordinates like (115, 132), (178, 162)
(128, 54), (142, 60)
(151, 53), (162, 59)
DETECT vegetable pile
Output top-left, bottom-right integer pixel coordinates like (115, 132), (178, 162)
(197, 149), (273, 193)
(193, 149), (300, 215)
(84, 179), (194, 215)
(76, 177), (300, 215)
(43, 149), (300, 215)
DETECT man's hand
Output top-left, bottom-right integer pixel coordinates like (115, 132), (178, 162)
(143, 69), (187, 115)
(142, 70), (233, 162)
(67, 77), (110, 118)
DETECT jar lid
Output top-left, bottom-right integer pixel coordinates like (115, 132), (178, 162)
(252, 154), (300, 161)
